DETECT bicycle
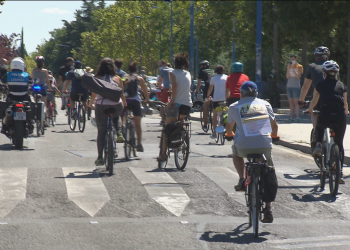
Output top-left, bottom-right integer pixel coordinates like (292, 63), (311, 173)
(103, 107), (118, 175)
(155, 101), (190, 170)
(69, 93), (86, 132)
(31, 83), (45, 137)
(304, 110), (341, 196)
(123, 107), (138, 161)
(244, 153), (269, 238)
(213, 102), (228, 145)
(200, 97), (213, 133)
(46, 99), (56, 126)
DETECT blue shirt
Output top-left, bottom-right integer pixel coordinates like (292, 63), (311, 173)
(116, 68), (126, 78)
(66, 70), (88, 93)
(159, 66), (173, 89)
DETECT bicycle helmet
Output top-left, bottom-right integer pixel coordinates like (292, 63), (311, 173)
(199, 60), (210, 68)
(35, 55), (45, 62)
(10, 57), (25, 71)
(48, 70), (52, 75)
(322, 60), (339, 76)
(232, 62), (243, 73)
(314, 46), (330, 57)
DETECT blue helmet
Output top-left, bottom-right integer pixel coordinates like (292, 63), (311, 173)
(232, 62), (243, 73)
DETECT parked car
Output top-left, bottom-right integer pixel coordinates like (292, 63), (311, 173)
(191, 79), (205, 112)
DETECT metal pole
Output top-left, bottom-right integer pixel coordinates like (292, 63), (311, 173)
(139, 17), (142, 74)
(347, 11), (350, 104)
(255, 1), (262, 98)
(195, 36), (199, 79)
(170, 1), (173, 65)
(232, 41), (235, 64)
(159, 29), (161, 60)
(190, 1), (194, 76)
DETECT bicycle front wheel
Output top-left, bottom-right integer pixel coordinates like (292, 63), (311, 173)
(200, 110), (209, 133)
(36, 121), (41, 137)
(158, 131), (168, 169)
(67, 107), (71, 125)
(329, 144), (341, 196)
(78, 105), (86, 132)
(108, 130), (114, 175)
(69, 109), (77, 131)
(220, 133), (225, 145)
(251, 172), (260, 238)
(174, 130), (190, 170)
(124, 122), (132, 161)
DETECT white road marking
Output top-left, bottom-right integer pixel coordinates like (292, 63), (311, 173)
(270, 235), (350, 249)
(196, 167), (246, 206)
(0, 168), (27, 217)
(62, 167), (110, 217)
(129, 167), (190, 217)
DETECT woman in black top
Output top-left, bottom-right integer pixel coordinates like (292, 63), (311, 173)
(306, 60), (348, 183)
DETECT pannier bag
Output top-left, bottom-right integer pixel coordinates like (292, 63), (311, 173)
(262, 166), (278, 202)
(164, 121), (184, 148)
(81, 74), (122, 102)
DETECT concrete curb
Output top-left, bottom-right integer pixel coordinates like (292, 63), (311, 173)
(276, 138), (350, 166)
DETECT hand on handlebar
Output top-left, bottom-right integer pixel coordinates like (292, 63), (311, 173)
(63, 90), (69, 94)
(224, 132), (234, 141)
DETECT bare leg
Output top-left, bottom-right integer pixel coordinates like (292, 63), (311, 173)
(212, 109), (217, 132)
(203, 100), (209, 126)
(233, 155), (245, 179)
(288, 98), (294, 119)
(293, 99), (300, 119)
(311, 114), (318, 129)
(161, 117), (177, 156)
(134, 116), (142, 145)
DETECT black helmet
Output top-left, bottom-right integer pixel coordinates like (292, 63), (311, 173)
(314, 46), (330, 57)
(199, 60), (210, 68)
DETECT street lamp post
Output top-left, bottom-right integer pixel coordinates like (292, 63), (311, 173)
(255, 1), (262, 98)
(190, 1), (194, 77)
(164, 0), (173, 64)
(134, 16), (142, 74)
(152, 6), (162, 60)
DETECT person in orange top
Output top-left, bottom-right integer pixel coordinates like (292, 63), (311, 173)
(225, 62), (249, 106)
(286, 54), (303, 122)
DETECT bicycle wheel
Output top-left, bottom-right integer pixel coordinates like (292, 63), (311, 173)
(174, 130), (190, 170)
(158, 132), (168, 169)
(36, 121), (41, 137)
(124, 122), (132, 161)
(220, 133), (225, 145)
(131, 125), (138, 157)
(209, 104), (214, 133)
(108, 130), (114, 175)
(200, 110), (209, 133)
(52, 112), (56, 126)
(78, 105), (86, 132)
(320, 144), (327, 190)
(215, 132), (219, 143)
(329, 144), (341, 196)
(247, 180), (252, 227)
(67, 107), (71, 125)
(251, 172), (260, 238)
(69, 109), (77, 131)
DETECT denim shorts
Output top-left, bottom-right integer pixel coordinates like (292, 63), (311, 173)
(286, 87), (300, 99)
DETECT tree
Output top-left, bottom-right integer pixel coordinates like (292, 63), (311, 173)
(0, 0), (5, 14)
(0, 33), (19, 62)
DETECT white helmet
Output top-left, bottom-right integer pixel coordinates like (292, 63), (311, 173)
(10, 57), (25, 71)
(322, 60), (339, 73)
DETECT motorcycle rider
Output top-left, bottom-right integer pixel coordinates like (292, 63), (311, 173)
(0, 57), (33, 135)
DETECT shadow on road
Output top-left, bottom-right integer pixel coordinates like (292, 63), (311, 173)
(0, 143), (34, 151)
(284, 168), (320, 180)
(200, 223), (269, 244)
(55, 170), (99, 179)
(291, 192), (337, 203)
(54, 130), (80, 133)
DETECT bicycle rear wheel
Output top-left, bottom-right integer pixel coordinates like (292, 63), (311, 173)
(69, 109), (77, 131)
(78, 105), (86, 132)
(220, 133), (225, 145)
(200, 110), (209, 133)
(320, 144), (327, 190)
(209, 106), (213, 133)
(158, 131), (168, 169)
(124, 122), (132, 161)
(131, 125), (138, 157)
(251, 172), (260, 238)
(108, 130), (114, 175)
(174, 130), (190, 170)
(36, 121), (41, 137)
(329, 144), (341, 196)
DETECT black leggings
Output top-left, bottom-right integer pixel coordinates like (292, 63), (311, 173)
(315, 114), (346, 166)
(95, 103), (123, 158)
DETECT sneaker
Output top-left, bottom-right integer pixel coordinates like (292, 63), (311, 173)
(117, 131), (125, 143)
(287, 118), (294, 122)
(262, 210), (273, 223)
(210, 133), (217, 139)
(312, 142), (322, 157)
(339, 171), (345, 184)
(295, 118), (300, 123)
(235, 178), (245, 191)
(61, 105), (65, 110)
(136, 144), (144, 152)
(94, 157), (104, 166)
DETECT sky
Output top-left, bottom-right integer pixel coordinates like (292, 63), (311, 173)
(0, 1), (114, 54)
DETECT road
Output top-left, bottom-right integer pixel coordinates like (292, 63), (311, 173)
(1, 101), (350, 250)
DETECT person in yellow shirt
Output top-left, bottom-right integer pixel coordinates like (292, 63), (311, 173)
(286, 54), (303, 122)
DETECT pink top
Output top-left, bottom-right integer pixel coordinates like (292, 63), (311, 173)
(95, 75), (122, 105)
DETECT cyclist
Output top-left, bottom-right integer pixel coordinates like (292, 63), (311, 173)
(157, 60), (173, 125)
(194, 60), (211, 130)
(32, 56), (52, 126)
(47, 71), (61, 115)
(305, 60), (348, 184)
(225, 81), (279, 223)
(123, 61), (149, 152)
(88, 58), (126, 166)
(63, 60), (89, 117)
(113, 59), (126, 142)
(157, 52), (192, 162)
(299, 46), (330, 129)
(207, 65), (227, 139)
(225, 62), (249, 106)
(57, 57), (74, 110)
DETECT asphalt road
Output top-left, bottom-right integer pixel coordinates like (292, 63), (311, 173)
(1, 100), (350, 250)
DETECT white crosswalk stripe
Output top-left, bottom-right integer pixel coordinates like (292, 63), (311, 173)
(0, 168), (27, 218)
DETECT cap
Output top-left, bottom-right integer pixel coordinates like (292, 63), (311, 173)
(240, 81), (257, 93)
(74, 60), (82, 65)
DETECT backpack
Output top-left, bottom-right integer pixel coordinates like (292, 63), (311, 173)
(73, 69), (85, 79)
(165, 121), (184, 148)
(262, 166), (278, 202)
(124, 74), (139, 98)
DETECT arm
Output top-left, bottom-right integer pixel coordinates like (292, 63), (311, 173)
(89, 92), (97, 108)
(138, 76), (149, 102)
(270, 119), (278, 137)
(57, 76), (63, 88)
(195, 78), (202, 93)
(46, 71), (52, 91)
(169, 72), (177, 105)
(344, 92), (349, 115)
(157, 76), (164, 89)
(226, 88), (230, 100)
(207, 84), (214, 99)
(54, 86), (62, 98)
(63, 80), (71, 93)
(291, 66), (301, 80)
(299, 78), (312, 101)
(306, 89), (320, 112)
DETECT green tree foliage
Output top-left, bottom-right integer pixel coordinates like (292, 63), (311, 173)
(0, 33), (19, 62)
(25, 55), (36, 74)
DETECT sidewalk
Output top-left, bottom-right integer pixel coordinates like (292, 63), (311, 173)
(190, 110), (350, 165)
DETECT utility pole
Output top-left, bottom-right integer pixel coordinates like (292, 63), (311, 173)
(348, 11), (350, 104)
(232, 19), (236, 66)
(190, 1), (194, 77)
(255, 1), (262, 97)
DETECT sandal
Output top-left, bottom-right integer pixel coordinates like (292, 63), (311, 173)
(262, 210), (273, 223)
(157, 154), (167, 162)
